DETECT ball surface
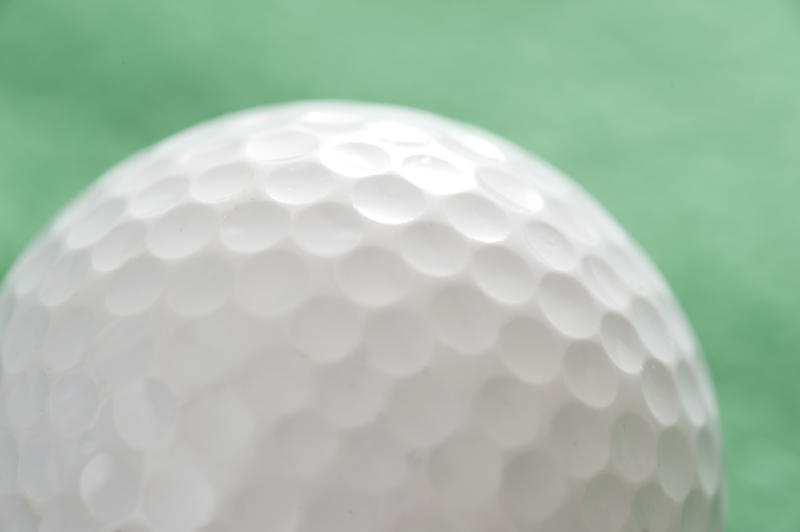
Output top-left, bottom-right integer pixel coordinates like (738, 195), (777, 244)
(0, 101), (723, 532)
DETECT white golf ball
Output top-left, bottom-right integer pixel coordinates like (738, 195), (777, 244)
(0, 101), (724, 532)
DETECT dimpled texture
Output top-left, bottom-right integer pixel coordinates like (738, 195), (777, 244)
(0, 101), (724, 532)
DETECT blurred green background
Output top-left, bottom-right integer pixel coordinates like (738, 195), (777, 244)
(1, 0), (798, 530)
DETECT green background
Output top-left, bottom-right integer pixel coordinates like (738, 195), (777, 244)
(1, 1), (798, 530)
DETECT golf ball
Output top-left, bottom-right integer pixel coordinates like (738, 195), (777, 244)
(0, 101), (724, 532)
